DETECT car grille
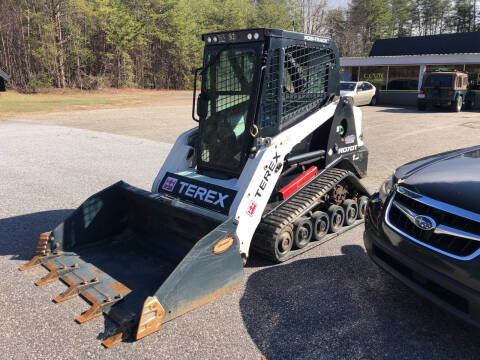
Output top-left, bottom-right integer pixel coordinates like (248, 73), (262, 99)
(385, 186), (480, 260)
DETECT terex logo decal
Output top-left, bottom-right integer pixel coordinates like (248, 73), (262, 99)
(177, 181), (229, 208)
(255, 152), (281, 198)
(162, 177), (177, 192)
(246, 200), (257, 217)
(159, 172), (236, 215)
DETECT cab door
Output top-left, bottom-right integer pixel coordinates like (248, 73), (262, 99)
(363, 82), (376, 104)
(355, 82), (367, 105)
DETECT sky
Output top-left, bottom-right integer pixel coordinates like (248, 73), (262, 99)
(326, 0), (349, 9)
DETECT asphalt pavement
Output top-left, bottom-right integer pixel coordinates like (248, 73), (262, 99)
(1, 110), (480, 359)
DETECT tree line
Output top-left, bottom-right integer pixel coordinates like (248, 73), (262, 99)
(322, 0), (480, 57)
(1, 0), (479, 91)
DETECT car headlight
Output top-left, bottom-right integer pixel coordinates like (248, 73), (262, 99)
(378, 175), (394, 204)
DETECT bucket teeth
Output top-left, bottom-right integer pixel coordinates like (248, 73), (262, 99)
(102, 331), (125, 348)
(76, 294), (123, 324)
(35, 261), (79, 286)
(18, 251), (61, 271)
(35, 232), (52, 256)
(102, 322), (134, 348)
(100, 309), (138, 347)
(76, 303), (104, 323)
(54, 276), (100, 303)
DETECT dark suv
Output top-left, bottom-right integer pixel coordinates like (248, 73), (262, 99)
(364, 146), (480, 327)
(417, 70), (475, 112)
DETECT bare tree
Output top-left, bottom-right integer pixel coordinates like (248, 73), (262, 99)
(292, 0), (328, 33)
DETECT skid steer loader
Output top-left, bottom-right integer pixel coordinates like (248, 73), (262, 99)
(20, 28), (370, 347)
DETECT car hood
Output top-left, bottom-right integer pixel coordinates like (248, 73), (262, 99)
(340, 90), (355, 97)
(395, 146), (480, 213)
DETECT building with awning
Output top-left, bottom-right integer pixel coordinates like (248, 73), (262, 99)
(340, 32), (480, 107)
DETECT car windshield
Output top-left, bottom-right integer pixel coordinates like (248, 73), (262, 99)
(340, 82), (356, 91)
(424, 74), (453, 87)
(199, 46), (257, 173)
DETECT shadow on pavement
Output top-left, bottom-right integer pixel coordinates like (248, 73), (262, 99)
(240, 245), (480, 360)
(0, 210), (73, 260)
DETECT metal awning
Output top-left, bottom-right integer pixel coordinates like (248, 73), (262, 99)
(340, 53), (480, 67)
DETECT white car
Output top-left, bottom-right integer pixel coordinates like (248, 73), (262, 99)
(340, 81), (377, 106)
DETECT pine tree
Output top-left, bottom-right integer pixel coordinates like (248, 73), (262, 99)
(451, 0), (476, 32)
(254, 0), (293, 29)
(348, 0), (393, 55)
(391, 0), (414, 37)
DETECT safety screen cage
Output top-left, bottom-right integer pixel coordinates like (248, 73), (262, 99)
(259, 40), (339, 135)
(198, 46), (258, 174)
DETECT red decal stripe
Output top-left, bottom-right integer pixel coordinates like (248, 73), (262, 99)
(279, 166), (318, 200)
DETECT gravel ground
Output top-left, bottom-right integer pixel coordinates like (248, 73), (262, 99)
(21, 91), (193, 144)
(1, 100), (480, 359)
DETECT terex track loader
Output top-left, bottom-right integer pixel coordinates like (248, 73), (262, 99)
(20, 29), (370, 347)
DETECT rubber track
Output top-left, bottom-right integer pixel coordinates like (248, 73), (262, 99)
(252, 168), (364, 263)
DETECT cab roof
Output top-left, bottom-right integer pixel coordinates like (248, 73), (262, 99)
(201, 28), (332, 46)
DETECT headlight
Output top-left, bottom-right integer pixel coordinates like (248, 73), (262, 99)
(378, 175), (394, 204)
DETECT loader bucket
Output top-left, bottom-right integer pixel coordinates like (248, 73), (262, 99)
(19, 182), (244, 347)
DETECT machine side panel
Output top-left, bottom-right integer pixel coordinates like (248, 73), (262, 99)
(324, 98), (368, 177)
(152, 127), (198, 193)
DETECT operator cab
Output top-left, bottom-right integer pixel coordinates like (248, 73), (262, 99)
(193, 29), (340, 178)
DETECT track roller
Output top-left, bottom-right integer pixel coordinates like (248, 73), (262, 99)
(327, 205), (344, 233)
(312, 211), (329, 241)
(274, 227), (294, 261)
(342, 199), (358, 226)
(252, 168), (370, 262)
(294, 217), (313, 249)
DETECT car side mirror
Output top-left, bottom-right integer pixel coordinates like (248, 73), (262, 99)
(197, 92), (208, 119)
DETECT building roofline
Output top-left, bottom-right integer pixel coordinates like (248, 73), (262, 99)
(369, 31), (480, 57)
(340, 53), (480, 67)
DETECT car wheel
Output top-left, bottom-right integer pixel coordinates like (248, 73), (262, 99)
(370, 95), (377, 106)
(452, 96), (462, 112)
(345, 96), (354, 105)
(417, 102), (426, 111)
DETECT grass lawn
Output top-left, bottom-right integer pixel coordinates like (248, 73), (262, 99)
(0, 89), (179, 120)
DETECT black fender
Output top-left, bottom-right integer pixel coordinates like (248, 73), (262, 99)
(325, 97), (368, 178)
